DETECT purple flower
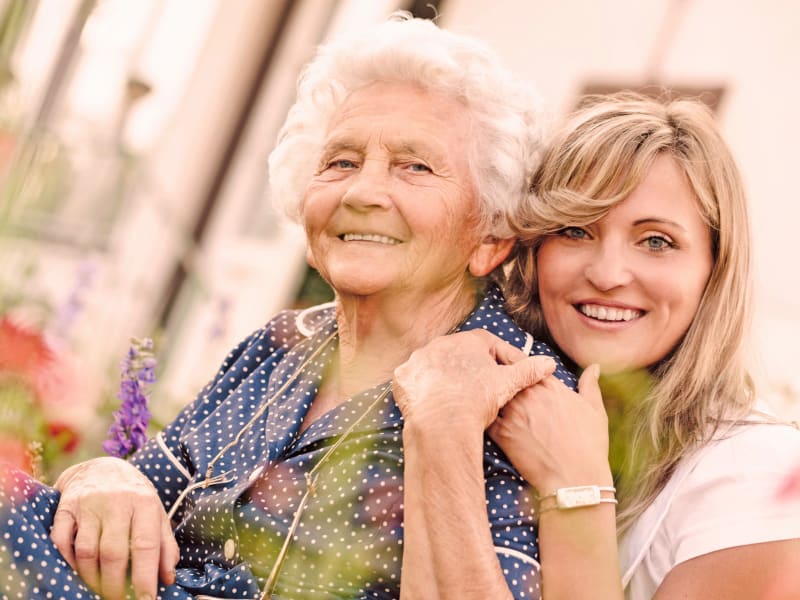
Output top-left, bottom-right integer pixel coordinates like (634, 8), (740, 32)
(208, 296), (232, 341)
(49, 259), (97, 342)
(103, 337), (155, 459)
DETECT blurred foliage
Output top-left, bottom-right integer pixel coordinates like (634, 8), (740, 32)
(599, 369), (655, 496)
(0, 0), (36, 87)
(295, 264), (334, 308)
(0, 132), (71, 230)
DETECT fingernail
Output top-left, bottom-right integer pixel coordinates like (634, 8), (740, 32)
(539, 356), (556, 370)
(588, 364), (600, 380)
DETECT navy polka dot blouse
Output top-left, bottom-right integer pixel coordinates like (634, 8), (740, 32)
(0, 284), (575, 599)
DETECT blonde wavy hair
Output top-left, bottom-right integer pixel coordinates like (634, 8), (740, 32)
(503, 92), (755, 532)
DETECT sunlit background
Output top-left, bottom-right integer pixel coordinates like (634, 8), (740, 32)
(1, 0), (798, 475)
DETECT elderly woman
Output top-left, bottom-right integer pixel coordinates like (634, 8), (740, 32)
(0, 15), (570, 600)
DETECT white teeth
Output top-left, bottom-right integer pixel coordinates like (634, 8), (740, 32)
(342, 233), (400, 244)
(579, 304), (641, 322)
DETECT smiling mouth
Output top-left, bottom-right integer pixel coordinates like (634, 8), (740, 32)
(577, 303), (643, 322)
(340, 233), (401, 245)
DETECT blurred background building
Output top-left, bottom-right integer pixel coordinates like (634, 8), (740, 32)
(1, 0), (797, 458)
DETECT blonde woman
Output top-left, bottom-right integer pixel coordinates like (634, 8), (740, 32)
(397, 93), (800, 599)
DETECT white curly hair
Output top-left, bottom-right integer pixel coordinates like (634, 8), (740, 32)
(268, 12), (544, 238)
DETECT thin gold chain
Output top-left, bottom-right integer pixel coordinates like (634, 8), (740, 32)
(261, 381), (393, 598)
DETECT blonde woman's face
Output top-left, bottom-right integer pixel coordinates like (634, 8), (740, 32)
(536, 154), (713, 373)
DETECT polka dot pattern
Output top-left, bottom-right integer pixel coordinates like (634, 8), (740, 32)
(0, 285), (575, 599)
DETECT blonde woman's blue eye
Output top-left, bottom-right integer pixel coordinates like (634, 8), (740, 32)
(559, 227), (588, 239)
(645, 235), (674, 250)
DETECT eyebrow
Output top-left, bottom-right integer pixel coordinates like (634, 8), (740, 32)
(387, 141), (434, 156)
(322, 137), (442, 160)
(320, 140), (365, 156)
(385, 140), (448, 169)
(633, 217), (688, 233)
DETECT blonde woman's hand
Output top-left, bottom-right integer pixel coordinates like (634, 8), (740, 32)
(487, 365), (613, 493)
(50, 457), (179, 600)
(393, 329), (556, 435)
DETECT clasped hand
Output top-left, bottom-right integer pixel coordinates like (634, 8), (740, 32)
(51, 457), (179, 600)
(488, 365), (613, 493)
(393, 329), (557, 433)
(392, 328), (612, 493)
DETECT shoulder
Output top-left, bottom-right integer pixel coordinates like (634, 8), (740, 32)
(665, 417), (800, 563)
(188, 303), (337, 419)
(463, 283), (577, 389)
(621, 415), (800, 597)
(234, 302), (337, 360)
(696, 415), (800, 481)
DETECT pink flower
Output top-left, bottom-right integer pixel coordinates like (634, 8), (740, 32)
(0, 316), (54, 394)
(778, 462), (800, 500)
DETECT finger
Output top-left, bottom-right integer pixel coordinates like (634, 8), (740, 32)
(158, 514), (180, 585)
(507, 354), (556, 388)
(485, 333), (528, 365)
(578, 364), (603, 409)
(486, 418), (501, 443)
(130, 503), (165, 599)
(50, 508), (78, 571)
(98, 513), (131, 600)
(72, 513), (102, 592)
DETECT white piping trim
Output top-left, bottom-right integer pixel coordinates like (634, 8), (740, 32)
(156, 432), (192, 480)
(295, 302), (336, 337)
(494, 546), (540, 568)
(521, 332), (534, 355)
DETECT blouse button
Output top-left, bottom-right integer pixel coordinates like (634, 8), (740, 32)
(248, 466), (264, 483)
(224, 538), (236, 560)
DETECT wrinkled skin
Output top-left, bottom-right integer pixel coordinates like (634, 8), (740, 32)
(51, 457), (179, 600)
(394, 329), (558, 434)
(394, 328), (558, 600)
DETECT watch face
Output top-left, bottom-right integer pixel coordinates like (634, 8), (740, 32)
(556, 485), (601, 509)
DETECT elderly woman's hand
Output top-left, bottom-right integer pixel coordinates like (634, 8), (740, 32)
(487, 366), (613, 494)
(393, 329), (556, 435)
(50, 457), (179, 600)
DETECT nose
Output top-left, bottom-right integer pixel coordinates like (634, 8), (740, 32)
(341, 159), (393, 211)
(583, 241), (634, 291)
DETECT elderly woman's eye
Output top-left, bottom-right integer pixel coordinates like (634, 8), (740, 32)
(407, 163), (432, 173)
(329, 159), (358, 170)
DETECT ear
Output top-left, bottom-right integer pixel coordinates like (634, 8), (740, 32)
(468, 236), (515, 277)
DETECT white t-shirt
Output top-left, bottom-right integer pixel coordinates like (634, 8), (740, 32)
(619, 408), (800, 600)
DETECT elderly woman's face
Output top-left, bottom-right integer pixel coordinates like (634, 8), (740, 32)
(302, 82), (493, 299)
